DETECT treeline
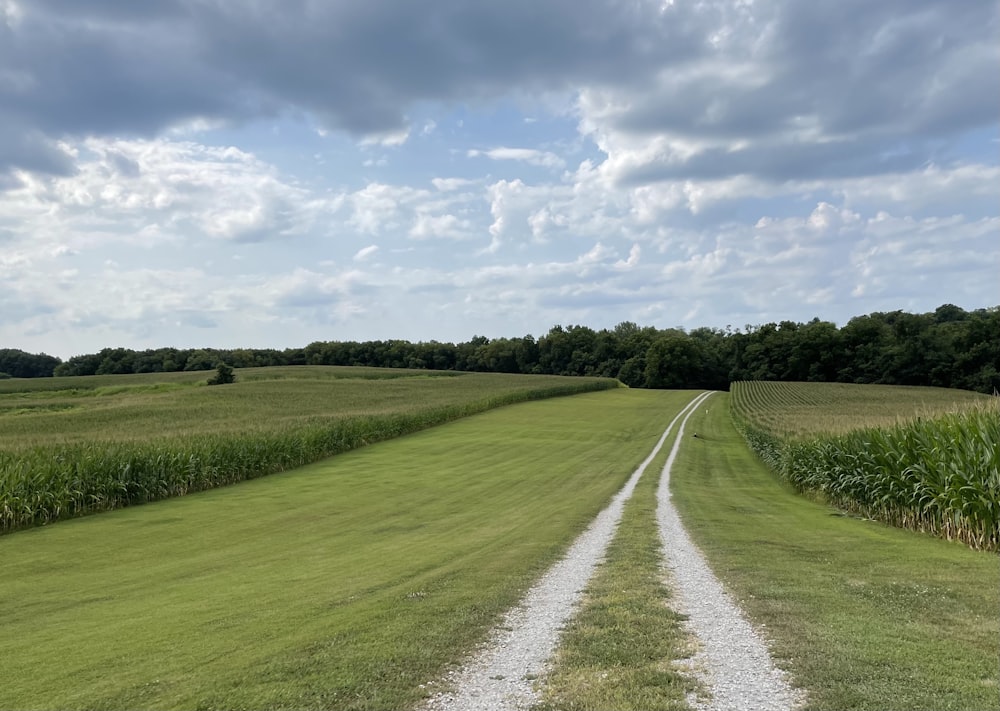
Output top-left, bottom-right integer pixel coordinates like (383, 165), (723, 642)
(3, 304), (998, 394)
(0, 349), (61, 379)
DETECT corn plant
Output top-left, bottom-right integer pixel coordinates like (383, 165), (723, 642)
(0, 370), (617, 534)
(731, 381), (999, 551)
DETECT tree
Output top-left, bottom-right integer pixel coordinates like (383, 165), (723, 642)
(54, 352), (102, 377)
(789, 319), (843, 382)
(0, 349), (61, 378)
(206, 362), (236, 385)
(184, 350), (216, 371)
(95, 347), (136, 375)
(643, 332), (707, 389)
(617, 356), (646, 387)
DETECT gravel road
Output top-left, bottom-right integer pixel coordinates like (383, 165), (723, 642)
(420, 390), (802, 711)
(656, 393), (805, 710)
(419, 392), (711, 711)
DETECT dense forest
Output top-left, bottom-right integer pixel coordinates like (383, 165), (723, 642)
(3, 304), (998, 394)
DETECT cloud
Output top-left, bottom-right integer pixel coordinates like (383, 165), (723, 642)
(432, 177), (476, 192)
(0, 1), (995, 358)
(268, 268), (365, 309)
(577, 0), (999, 184)
(0, 0), (699, 183)
(484, 178), (583, 251)
(360, 128), (410, 147)
(353, 245), (379, 261)
(409, 212), (472, 240)
(834, 163), (1000, 218)
(347, 182), (430, 235)
(468, 147), (565, 170)
(0, 137), (339, 254)
(615, 243), (641, 270)
(3, 0), (995, 198)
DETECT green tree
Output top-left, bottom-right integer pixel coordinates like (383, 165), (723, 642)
(184, 350), (216, 372)
(0, 349), (62, 378)
(643, 332), (706, 389)
(206, 362), (236, 386)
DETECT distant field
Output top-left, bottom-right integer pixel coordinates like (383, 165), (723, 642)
(0, 366), (571, 445)
(0, 366), (617, 532)
(731, 381), (999, 550)
(0, 365), (470, 394)
(730, 380), (989, 439)
(0, 389), (695, 711)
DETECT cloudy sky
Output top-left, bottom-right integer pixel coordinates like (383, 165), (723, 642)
(1, 0), (997, 358)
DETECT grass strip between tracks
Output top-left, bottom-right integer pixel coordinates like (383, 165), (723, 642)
(670, 394), (999, 711)
(0, 389), (689, 711)
(535, 395), (702, 711)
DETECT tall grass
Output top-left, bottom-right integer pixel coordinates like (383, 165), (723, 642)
(731, 381), (999, 551)
(0, 369), (617, 533)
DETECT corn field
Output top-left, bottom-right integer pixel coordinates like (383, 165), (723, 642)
(0, 369), (617, 534)
(731, 381), (999, 551)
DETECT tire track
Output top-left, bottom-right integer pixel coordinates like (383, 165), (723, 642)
(656, 393), (805, 710)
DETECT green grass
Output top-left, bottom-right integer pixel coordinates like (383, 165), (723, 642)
(0, 367), (617, 532)
(672, 394), (999, 710)
(0, 389), (688, 711)
(536, 393), (700, 711)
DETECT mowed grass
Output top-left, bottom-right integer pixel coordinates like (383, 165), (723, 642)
(0, 389), (686, 711)
(671, 394), (999, 710)
(537, 395), (702, 711)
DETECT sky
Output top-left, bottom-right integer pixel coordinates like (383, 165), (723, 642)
(1, 0), (997, 359)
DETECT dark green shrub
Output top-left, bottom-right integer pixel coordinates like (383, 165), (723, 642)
(206, 362), (236, 386)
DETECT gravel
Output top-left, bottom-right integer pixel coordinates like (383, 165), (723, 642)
(421, 391), (803, 711)
(419, 393), (709, 711)
(656, 392), (806, 711)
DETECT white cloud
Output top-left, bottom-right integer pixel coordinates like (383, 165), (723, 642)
(353, 245), (379, 261)
(468, 147), (566, 170)
(0, 1), (996, 356)
(527, 207), (569, 241)
(0, 137), (338, 252)
(835, 163), (1000, 217)
(807, 202), (860, 231)
(615, 243), (641, 269)
(360, 128), (410, 147)
(409, 212), (471, 240)
(347, 183), (428, 235)
(432, 177), (476, 192)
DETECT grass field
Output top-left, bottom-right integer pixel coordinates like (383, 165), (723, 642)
(0, 367), (616, 532)
(730, 381), (999, 550)
(0, 388), (696, 711)
(672, 394), (999, 710)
